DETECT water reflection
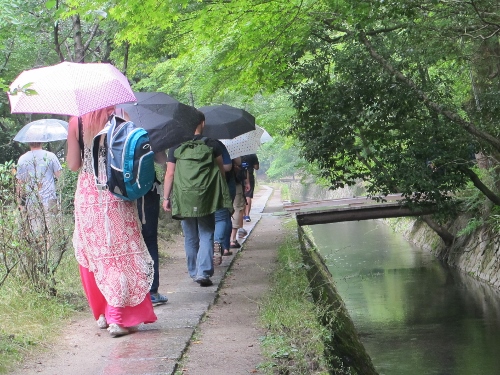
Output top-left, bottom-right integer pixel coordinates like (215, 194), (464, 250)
(311, 220), (500, 375)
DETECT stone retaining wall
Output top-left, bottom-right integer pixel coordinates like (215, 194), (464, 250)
(393, 215), (500, 290)
(297, 226), (378, 375)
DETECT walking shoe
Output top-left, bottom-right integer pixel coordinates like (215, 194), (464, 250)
(96, 314), (108, 329)
(230, 240), (241, 249)
(244, 215), (251, 222)
(107, 323), (130, 338)
(150, 292), (168, 305)
(238, 228), (248, 237)
(195, 277), (213, 287)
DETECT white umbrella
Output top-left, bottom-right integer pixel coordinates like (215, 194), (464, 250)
(221, 126), (265, 159)
(14, 119), (68, 143)
(260, 127), (272, 144)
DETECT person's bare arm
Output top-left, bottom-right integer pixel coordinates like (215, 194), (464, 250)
(154, 151), (168, 175)
(66, 117), (82, 171)
(244, 170), (251, 192)
(223, 161), (232, 172)
(162, 161), (175, 212)
(215, 155), (225, 176)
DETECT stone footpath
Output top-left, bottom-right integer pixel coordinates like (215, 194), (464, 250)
(12, 184), (280, 375)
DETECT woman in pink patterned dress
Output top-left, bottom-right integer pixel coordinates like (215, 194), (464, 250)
(67, 107), (157, 338)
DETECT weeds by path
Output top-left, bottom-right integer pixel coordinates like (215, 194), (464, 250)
(258, 222), (330, 374)
(0, 255), (85, 374)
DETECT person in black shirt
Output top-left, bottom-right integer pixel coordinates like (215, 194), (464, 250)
(241, 153), (259, 222)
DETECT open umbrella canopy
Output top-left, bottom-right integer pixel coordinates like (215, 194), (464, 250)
(117, 92), (200, 152)
(8, 62), (136, 117)
(260, 127), (273, 144)
(199, 104), (255, 139)
(14, 119), (68, 143)
(220, 126), (265, 159)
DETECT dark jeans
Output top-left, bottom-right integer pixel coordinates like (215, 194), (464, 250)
(138, 189), (160, 293)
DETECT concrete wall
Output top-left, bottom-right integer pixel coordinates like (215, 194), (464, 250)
(392, 216), (500, 290)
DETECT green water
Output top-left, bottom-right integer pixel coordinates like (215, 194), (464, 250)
(311, 220), (500, 375)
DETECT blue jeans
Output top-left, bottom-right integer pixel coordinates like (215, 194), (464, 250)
(181, 214), (215, 279)
(138, 189), (160, 293)
(214, 208), (231, 250)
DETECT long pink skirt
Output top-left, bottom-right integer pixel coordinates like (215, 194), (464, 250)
(80, 265), (157, 327)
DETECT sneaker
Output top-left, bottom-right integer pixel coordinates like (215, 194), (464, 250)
(96, 314), (108, 329)
(230, 240), (241, 249)
(150, 292), (168, 305)
(107, 323), (130, 338)
(195, 277), (213, 287)
(238, 228), (248, 237)
(244, 215), (251, 222)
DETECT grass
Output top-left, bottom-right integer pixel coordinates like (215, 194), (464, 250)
(258, 222), (330, 374)
(0, 255), (85, 374)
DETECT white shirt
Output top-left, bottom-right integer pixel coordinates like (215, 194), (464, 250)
(16, 149), (62, 205)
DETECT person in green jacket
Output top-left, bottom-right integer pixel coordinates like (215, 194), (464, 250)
(162, 110), (228, 287)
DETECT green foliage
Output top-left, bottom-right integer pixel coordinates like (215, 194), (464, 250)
(58, 164), (78, 215)
(0, 269), (83, 374)
(0, 160), (73, 294)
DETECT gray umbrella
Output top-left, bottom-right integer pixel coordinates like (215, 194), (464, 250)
(117, 92), (200, 152)
(199, 104), (255, 139)
(14, 119), (68, 143)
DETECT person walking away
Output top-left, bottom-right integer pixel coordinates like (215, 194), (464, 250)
(213, 140), (234, 258)
(162, 110), (232, 287)
(137, 153), (169, 305)
(16, 142), (62, 235)
(114, 107), (169, 305)
(67, 107), (157, 338)
(229, 158), (250, 249)
(241, 154), (259, 222)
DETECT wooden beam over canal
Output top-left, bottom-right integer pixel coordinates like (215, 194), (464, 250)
(283, 195), (437, 226)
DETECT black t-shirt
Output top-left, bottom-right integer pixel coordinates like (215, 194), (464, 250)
(167, 135), (223, 163)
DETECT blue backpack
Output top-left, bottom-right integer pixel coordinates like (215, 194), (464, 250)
(92, 115), (155, 201)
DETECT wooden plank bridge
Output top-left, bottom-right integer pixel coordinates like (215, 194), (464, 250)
(282, 194), (436, 226)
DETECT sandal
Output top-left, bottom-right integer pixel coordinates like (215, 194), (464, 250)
(223, 249), (233, 256)
(230, 240), (241, 249)
(213, 242), (223, 265)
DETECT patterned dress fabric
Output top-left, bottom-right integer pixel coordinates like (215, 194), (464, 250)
(73, 142), (154, 308)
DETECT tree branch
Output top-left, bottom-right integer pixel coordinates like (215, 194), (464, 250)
(358, 31), (500, 152)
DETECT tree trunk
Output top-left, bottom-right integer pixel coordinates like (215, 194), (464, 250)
(461, 167), (500, 206)
(72, 15), (84, 63)
(421, 216), (455, 247)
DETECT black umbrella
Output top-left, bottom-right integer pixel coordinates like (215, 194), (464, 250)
(199, 104), (255, 139)
(117, 92), (199, 152)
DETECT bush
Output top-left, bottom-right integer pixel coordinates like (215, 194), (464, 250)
(0, 161), (74, 294)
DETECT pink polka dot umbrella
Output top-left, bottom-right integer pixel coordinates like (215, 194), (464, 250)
(8, 62), (136, 117)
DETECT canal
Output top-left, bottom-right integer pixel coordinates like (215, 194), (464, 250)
(311, 220), (500, 375)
